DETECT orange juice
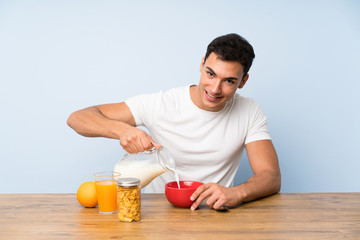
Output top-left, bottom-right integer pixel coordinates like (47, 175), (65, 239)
(95, 180), (117, 213)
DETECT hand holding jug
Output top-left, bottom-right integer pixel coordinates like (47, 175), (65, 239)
(113, 147), (176, 188)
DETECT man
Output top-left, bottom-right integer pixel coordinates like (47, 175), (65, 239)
(67, 33), (281, 210)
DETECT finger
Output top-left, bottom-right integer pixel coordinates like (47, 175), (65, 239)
(120, 136), (138, 154)
(126, 143), (137, 154)
(121, 143), (134, 154)
(131, 141), (142, 153)
(126, 137), (141, 153)
(120, 140), (132, 154)
(206, 193), (223, 209)
(149, 136), (162, 149)
(190, 184), (213, 210)
(191, 188), (213, 211)
(135, 137), (145, 153)
(190, 184), (207, 201)
(141, 136), (153, 151)
(212, 200), (226, 210)
(205, 193), (219, 209)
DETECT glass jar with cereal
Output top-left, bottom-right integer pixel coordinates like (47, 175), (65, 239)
(117, 178), (141, 222)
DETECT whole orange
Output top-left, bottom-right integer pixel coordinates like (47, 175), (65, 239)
(77, 181), (98, 208)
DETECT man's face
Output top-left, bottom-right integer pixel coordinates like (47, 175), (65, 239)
(193, 52), (248, 112)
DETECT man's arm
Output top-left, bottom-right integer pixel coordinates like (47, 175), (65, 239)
(66, 103), (161, 153)
(233, 139), (281, 202)
(190, 140), (281, 210)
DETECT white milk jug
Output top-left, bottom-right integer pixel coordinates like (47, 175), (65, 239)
(113, 147), (176, 188)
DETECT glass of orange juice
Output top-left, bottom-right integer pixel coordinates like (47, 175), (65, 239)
(94, 172), (121, 214)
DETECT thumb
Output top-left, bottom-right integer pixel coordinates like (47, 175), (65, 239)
(149, 137), (162, 149)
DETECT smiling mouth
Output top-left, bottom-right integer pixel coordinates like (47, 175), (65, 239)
(205, 90), (223, 101)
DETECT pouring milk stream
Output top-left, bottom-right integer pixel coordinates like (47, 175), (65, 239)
(114, 147), (180, 188)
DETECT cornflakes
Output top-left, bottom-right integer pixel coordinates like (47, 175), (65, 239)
(117, 185), (141, 222)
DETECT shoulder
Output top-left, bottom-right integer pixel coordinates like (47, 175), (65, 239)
(126, 86), (189, 113)
(232, 93), (260, 109)
(156, 85), (189, 104)
(126, 86), (186, 103)
(229, 93), (266, 121)
(162, 86), (189, 98)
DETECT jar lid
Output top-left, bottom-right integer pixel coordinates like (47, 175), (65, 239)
(117, 177), (141, 187)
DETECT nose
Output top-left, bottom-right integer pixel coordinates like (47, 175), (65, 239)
(210, 80), (221, 94)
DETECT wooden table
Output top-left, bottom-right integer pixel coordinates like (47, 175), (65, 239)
(0, 193), (359, 239)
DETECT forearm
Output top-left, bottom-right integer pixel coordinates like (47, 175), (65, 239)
(67, 107), (132, 140)
(234, 170), (281, 203)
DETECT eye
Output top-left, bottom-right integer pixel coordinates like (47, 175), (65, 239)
(225, 79), (235, 85)
(207, 71), (214, 77)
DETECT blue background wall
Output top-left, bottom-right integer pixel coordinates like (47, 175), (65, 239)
(1, 0), (359, 193)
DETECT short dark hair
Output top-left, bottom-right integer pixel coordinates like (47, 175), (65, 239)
(204, 33), (255, 77)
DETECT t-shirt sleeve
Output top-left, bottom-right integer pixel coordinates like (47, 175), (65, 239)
(125, 91), (163, 128)
(244, 100), (271, 145)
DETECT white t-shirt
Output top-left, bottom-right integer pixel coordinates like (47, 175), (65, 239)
(124, 85), (271, 193)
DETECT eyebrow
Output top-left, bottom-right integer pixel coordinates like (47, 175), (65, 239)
(206, 67), (239, 81)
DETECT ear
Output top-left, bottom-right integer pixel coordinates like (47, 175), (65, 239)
(238, 74), (249, 89)
(200, 56), (205, 72)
